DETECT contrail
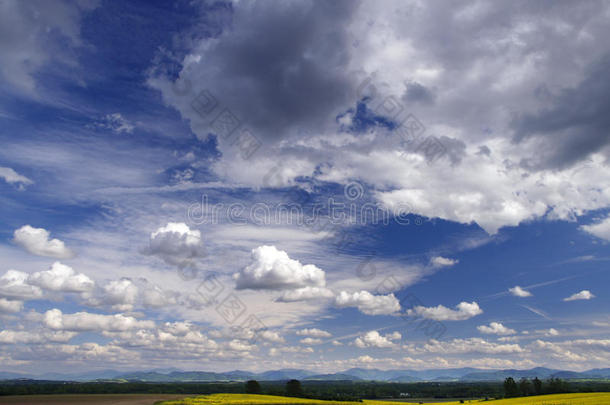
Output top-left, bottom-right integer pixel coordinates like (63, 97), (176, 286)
(482, 275), (579, 300)
(520, 304), (552, 320)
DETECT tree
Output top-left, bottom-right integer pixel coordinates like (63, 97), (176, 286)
(503, 377), (519, 398)
(533, 377), (542, 395)
(286, 379), (302, 397)
(245, 380), (261, 394)
(547, 377), (569, 394)
(519, 378), (531, 396)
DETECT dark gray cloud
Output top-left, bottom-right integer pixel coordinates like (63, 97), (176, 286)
(513, 53), (610, 169)
(163, 0), (610, 160)
(0, 0), (98, 93)
(403, 81), (436, 105)
(436, 136), (466, 165)
(476, 145), (491, 157)
(150, 0), (610, 233)
(182, 0), (360, 145)
(363, 0), (610, 148)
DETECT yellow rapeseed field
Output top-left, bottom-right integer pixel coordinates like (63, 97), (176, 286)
(158, 392), (610, 405)
(158, 393), (385, 405)
(424, 392), (610, 404)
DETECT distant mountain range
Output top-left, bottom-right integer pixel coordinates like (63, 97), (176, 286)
(1, 367), (609, 383)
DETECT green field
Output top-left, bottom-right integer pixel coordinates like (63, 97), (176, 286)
(158, 393), (610, 405)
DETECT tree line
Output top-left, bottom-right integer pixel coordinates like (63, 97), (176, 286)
(246, 379), (302, 396)
(246, 379), (361, 401)
(1, 378), (608, 399)
(503, 377), (571, 398)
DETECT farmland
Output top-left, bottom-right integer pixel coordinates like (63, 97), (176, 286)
(158, 393), (610, 405)
(0, 393), (189, 404)
(2, 380), (610, 402)
(158, 393), (391, 405)
(0, 391), (608, 404)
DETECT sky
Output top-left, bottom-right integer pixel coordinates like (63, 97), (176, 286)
(0, 0), (609, 375)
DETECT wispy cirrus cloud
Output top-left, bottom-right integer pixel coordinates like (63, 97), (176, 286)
(0, 167), (33, 189)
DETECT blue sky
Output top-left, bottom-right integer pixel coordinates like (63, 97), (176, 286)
(0, 0), (609, 374)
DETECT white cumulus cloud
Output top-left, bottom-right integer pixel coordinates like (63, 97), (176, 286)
(430, 256), (458, 267)
(296, 328), (332, 338)
(477, 322), (516, 335)
(335, 290), (401, 315)
(101, 279), (139, 311)
(0, 270), (42, 300)
(44, 309), (154, 331)
(13, 225), (73, 259)
(509, 286), (532, 297)
(28, 262), (94, 293)
(563, 290), (595, 301)
(0, 298), (23, 313)
(234, 245), (326, 290)
(407, 301), (483, 321)
(410, 338), (525, 355)
(546, 328), (560, 336)
(581, 216), (610, 241)
(354, 330), (400, 348)
(0, 329), (76, 344)
(300, 337), (323, 345)
(146, 222), (206, 268)
(259, 330), (285, 343)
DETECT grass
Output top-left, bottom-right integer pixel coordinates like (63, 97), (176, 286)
(158, 393), (610, 405)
